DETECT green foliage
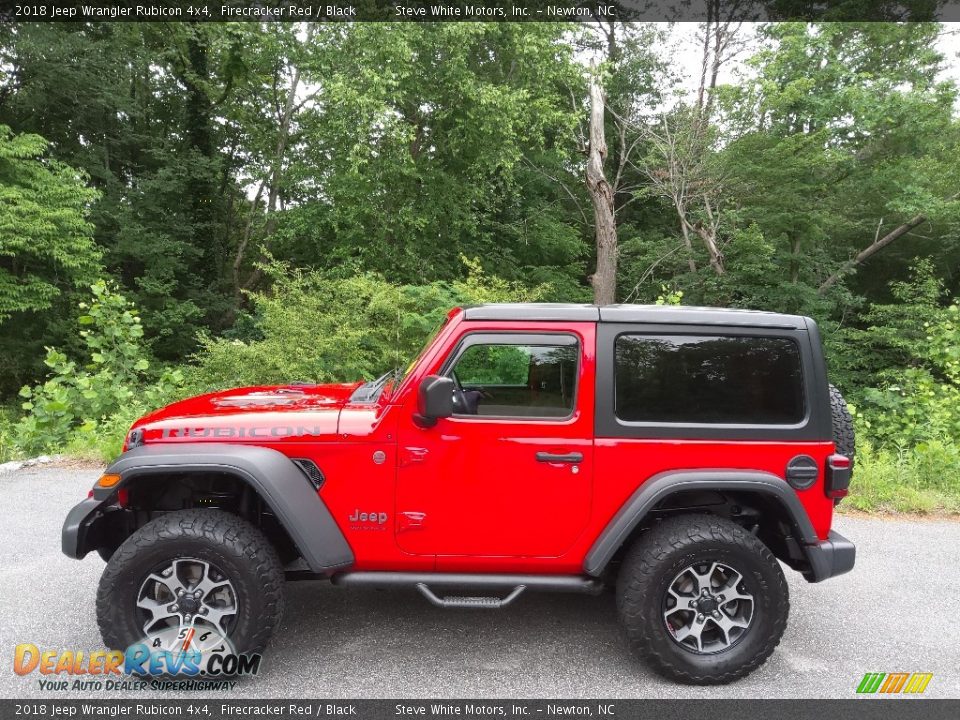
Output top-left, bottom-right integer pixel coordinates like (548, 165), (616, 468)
(832, 261), (960, 447)
(0, 125), (102, 394)
(12, 282), (182, 456)
(189, 257), (548, 391)
(1, 24), (246, 359)
(455, 345), (530, 386)
(263, 23), (587, 291)
(0, 404), (15, 462)
(845, 436), (960, 514)
(0, 22), (959, 518)
(654, 285), (684, 306)
(717, 22), (960, 307)
(0, 125), (100, 320)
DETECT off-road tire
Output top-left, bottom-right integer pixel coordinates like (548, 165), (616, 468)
(96, 509), (284, 656)
(829, 383), (856, 471)
(616, 514), (789, 684)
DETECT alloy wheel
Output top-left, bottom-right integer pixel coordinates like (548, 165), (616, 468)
(662, 561), (754, 654)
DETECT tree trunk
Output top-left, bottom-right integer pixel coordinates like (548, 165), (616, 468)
(697, 226), (725, 275)
(231, 59), (304, 308)
(678, 214), (698, 274)
(789, 234), (801, 283)
(182, 25), (222, 278)
(818, 213), (928, 295)
(586, 69), (617, 306)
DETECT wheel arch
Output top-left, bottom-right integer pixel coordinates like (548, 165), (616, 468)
(583, 470), (820, 577)
(62, 443), (354, 573)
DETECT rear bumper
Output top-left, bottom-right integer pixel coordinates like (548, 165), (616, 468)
(803, 530), (856, 582)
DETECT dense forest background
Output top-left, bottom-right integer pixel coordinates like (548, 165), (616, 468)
(1, 21), (959, 511)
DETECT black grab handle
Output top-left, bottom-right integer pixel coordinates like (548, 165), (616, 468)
(535, 452), (583, 464)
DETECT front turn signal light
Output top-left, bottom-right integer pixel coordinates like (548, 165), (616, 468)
(96, 473), (122, 488)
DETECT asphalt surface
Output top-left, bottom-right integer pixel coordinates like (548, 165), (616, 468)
(1, 463), (958, 700)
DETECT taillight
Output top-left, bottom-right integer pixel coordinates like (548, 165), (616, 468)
(826, 454), (851, 501)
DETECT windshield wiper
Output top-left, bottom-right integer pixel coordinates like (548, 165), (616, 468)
(350, 369), (400, 403)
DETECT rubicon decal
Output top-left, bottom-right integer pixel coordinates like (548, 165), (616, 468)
(160, 425), (326, 439)
(856, 672), (933, 694)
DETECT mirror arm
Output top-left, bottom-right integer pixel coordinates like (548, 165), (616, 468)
(412, 413), (438, 429)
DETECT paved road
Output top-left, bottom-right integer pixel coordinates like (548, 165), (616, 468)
(1, 464), (958, 700)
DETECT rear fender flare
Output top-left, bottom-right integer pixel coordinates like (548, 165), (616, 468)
(583, 470), (819, 576)
(63, 443), (354, 573)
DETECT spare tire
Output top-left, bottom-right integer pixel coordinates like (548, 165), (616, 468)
(828, 383), (855, 473)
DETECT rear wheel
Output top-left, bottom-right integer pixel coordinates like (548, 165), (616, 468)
(96, 509), (284, 664)
(616, 514), (788, 684)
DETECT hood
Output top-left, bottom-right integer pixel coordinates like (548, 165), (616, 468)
(131, 383), (363, 446)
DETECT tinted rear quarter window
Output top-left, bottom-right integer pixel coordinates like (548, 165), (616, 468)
(615, 335), (805, 425)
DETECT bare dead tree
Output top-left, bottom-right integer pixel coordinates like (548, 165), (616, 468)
(629, 17), (748, 278)
(586, 64), (618, 306)
(696, 0), (749, 117)
(634, 108), (726, 276)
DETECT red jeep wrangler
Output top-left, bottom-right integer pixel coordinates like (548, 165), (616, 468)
(63, 303), (855, 684)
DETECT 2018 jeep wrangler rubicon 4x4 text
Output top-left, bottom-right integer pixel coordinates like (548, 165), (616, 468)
(63, 303), (855, 684)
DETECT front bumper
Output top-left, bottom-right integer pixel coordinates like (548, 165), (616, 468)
(803, 530), (856, 582)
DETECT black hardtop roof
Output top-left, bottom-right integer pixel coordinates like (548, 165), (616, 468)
(462, 303), (809, 330)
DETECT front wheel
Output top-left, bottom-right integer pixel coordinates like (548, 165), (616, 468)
(616, 514), (788, 684)
(96, 509), (285, 665)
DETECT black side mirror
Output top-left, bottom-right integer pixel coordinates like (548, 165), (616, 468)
(414, 375), (455, 428)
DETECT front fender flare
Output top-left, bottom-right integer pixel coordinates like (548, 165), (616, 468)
(583, 470), (825, 578)
(61, 443), (354, 573)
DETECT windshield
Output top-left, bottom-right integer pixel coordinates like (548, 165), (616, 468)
(348, 315), (451, 404)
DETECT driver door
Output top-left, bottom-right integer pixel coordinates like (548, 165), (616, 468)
(395, 327), (594, 559)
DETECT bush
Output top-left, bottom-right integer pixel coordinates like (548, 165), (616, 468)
(5, 263), (547, 462)
(0, 405), (16, 462)
(846, 436), (960, 514)
(188, 257), (549, 392)
(832, 260), (960, 447)
(12, 281), (183, 459)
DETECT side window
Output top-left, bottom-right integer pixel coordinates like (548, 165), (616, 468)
(449, 340), (579, 418)
(614, 334), (805, 425)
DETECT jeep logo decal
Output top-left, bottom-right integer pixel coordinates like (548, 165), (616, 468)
(349, 509), (388, 525)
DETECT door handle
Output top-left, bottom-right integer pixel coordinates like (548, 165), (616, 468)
(535, 451), (583, 464)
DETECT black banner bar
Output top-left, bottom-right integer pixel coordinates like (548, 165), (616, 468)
(4, 0), (960, 22)
(2, 700), (960, 720)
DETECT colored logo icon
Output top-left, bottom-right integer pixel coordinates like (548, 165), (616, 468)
(856, 673), (933, 694)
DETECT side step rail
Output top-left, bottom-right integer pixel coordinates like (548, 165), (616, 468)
(330, 571), (603, 595)
(416, 583), (526, 609)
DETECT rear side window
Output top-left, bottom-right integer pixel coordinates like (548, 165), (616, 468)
(614, 335), (805, 425)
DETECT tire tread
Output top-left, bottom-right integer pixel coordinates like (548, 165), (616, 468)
(96, 509), (284, 655)
(616, 514), (789, 685)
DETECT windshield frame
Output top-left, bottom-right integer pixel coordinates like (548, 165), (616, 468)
(350, 314), (454, 405)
